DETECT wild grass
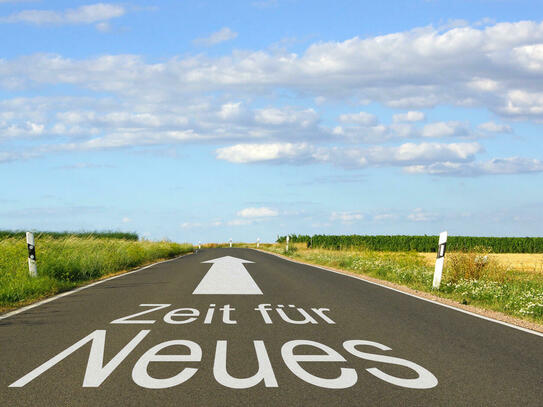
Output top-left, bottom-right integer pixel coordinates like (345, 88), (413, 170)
(0, 236), (193, 309)
(255, 243), (543, 324)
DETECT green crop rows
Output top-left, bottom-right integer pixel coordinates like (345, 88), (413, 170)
(277, 234), (543, 253)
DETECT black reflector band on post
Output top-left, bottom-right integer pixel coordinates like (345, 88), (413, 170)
(28, 243), (36, 261)
(437, 242), (446, 259)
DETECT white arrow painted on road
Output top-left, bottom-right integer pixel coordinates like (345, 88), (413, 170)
(193, 256), (262, 295)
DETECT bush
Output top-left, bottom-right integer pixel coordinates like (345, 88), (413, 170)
(445, 247), (508, 283)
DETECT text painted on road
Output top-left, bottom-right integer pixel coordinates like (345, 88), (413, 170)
(9, 303), (438, 390)
(110, 303), (335, 325)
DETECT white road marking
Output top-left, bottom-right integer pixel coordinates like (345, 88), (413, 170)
(193, 256), (262, 295)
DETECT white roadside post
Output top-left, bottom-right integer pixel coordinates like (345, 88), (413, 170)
(286, 235), (289, 251)
(432, 231), (448, 290)
(256, 238), (260, 248)
(26, 232), (37, 277)
(198, 241), (201, 250)
(229, 238), (232, 248)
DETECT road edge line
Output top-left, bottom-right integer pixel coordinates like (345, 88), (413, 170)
(0, 253), (193, 321)
(251, 248), (543, 338)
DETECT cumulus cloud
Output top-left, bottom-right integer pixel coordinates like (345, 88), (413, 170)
(338, 112), (378, 126)
(404, 157), (543, 176)
(216, 143), (313, 164)
(1, 20), (542, 178)
(181, 221), (202, 229)
(421, 121), (469, 138)
(2, 20), (543, 119)
(407, 208), (437, 222)
(215, 141), (482, 168)
(393, 111), (425, 123)
(0, 3), (125, 25)
(373, 213), (398, 221)
(254, 107), (318, 127)
(478, 121), (513, 133)
(193, 27), (238, 46)
(237, 207), (279, 218)
(331, 211), (364, 223)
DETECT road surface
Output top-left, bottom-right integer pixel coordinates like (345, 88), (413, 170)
(1, 248), (542, 406)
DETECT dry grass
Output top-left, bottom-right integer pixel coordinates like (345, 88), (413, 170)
(420, 252), (543, 273)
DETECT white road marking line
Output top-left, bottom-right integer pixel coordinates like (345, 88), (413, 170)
(193, 256), (262, 295)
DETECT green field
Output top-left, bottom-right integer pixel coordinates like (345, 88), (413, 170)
(0, 233), (192, 309)
(278, 234), (543, 253)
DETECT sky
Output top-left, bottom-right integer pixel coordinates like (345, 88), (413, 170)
(1, 0), (543, 243)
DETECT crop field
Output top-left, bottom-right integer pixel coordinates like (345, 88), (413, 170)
(0, 234), (192, 310)
(278, 234), (543, 253)
(253, 242), (543, 325)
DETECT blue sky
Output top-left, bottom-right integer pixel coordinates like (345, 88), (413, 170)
(1, 0), (543, 243)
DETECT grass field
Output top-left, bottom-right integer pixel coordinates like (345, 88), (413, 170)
(0, 235), (193, 310)
(250, 243), (543, 325)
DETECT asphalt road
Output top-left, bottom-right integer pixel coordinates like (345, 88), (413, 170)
(1, 248), (542, 406)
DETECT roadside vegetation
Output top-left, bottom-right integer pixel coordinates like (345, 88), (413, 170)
(0, 233), (192, 310)
(252, 242), (543, 325)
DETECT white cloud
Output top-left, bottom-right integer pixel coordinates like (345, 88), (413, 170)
(193, 27), (238, 46)
(338, 112), (378, 126)
(498, 90), (543, 118)
(1, 20), (542, 179)
(216, 141), (481, 168)
(237, 207), (279, 218)
(254, 107), (318, 127)
(0, 120), (44, 138)
(0, 20), (543, 121)
(0, 3), (125, 25)
(373, 213), (398, 221)
(2, 20), (543, 120)
(227, 218), (253, 226)
(95, 21), (111, 33)
(331, 211), (364, 223)
(407, 208), (437, 222)
(122, 217), (131, 223)
(216, 143), (312, 164)
(421, 121), (469, 138)
(393, 111), (425, 123)
(218, 102), (242, 120)
(478, 121), (512, 133)
(405, 157), (543, 176)
(181, 222), (202, 229)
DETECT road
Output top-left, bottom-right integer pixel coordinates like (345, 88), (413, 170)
(1, 248), (542, 406)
